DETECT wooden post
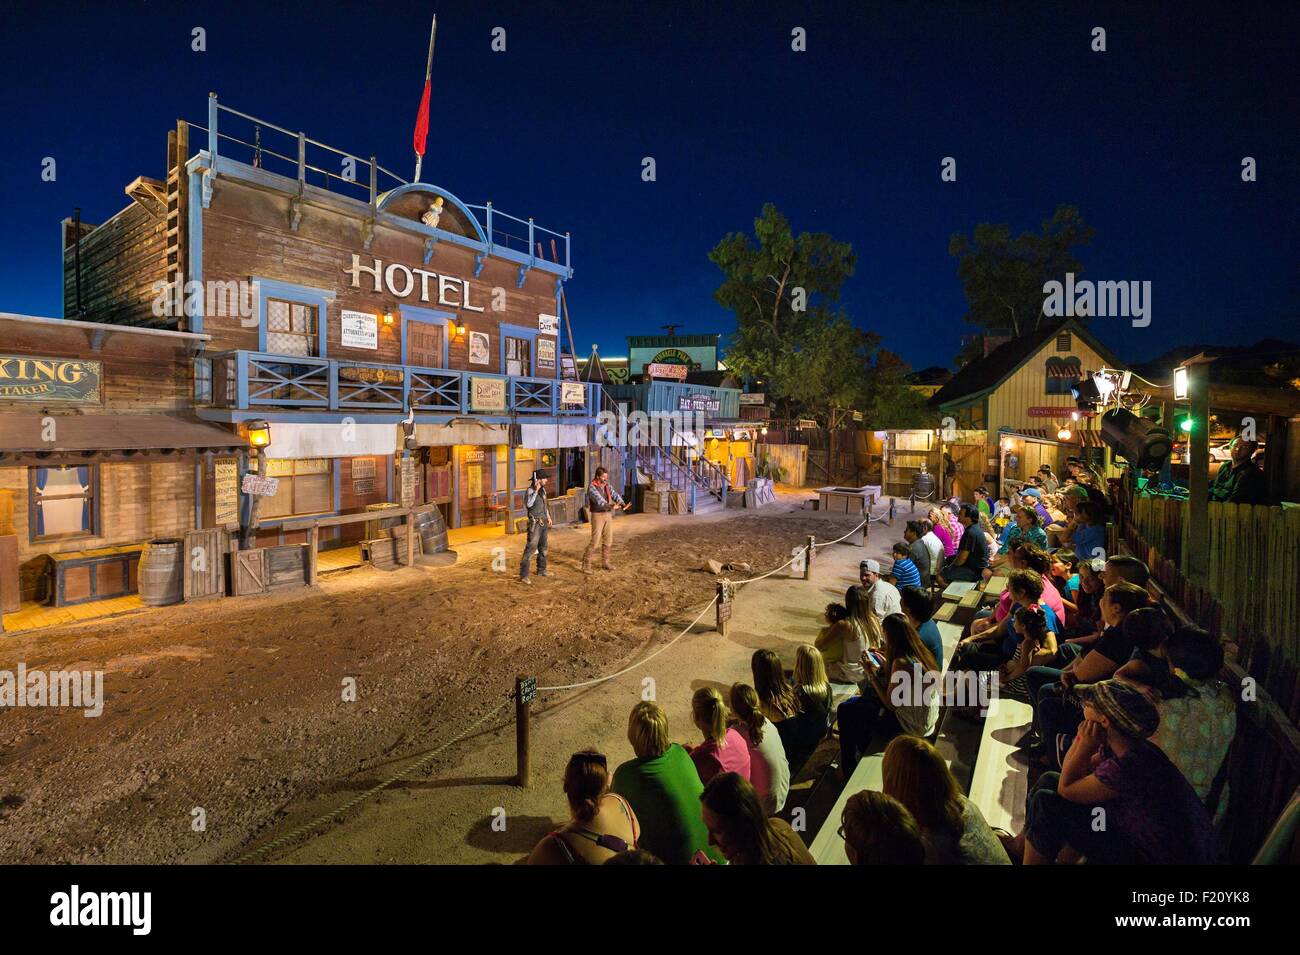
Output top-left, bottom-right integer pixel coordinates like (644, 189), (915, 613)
(860, 503), (869, 547)
(515, 674), (533, 788)
(406, 508), (416, 568)
(1186, 361), (1211, 585)
(715, 579), (732, 636)
(803, 535), (815, 580)
(890, 497), (897, 524)
(307, 524), (319, 585)
(506, 443), (516, 535)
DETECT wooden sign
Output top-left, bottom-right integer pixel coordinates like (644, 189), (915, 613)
(537, 337), (556, 371)
(465, 448), (485, 463)
(739, 393), (765, 405)
(677, 393), (721, 414)
(352, 457), (377, 480)
(0, 355), (102, 403)
(647, 362), (688, 381)
(214, 457), (240, 525)
(561, 355), (578, 380)
(561, 381), (586, 406)
(241, 473), (280, 497)
(538, 314), (559, 334)
(340, 310), (379, 349)
(518, 676), (538, 704)
(1028, 406), (1093, 418)
(470, 376), (507, 412)
(399, 456), (417, 508)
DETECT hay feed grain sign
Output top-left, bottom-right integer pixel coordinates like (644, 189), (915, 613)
(0, 355), (101, 403)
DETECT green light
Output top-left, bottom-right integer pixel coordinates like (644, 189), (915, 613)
(1179, 418), (1193, 433)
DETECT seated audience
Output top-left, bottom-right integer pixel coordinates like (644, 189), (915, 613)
(889, 541), (922, 590)
(751, 648), (799, 724)
(699, 773), (816, 865)
(612, 702), (722, 865)
(850, 559), (903, 619)
(882, 735), (1011, 864)
(1112, 607), (1175, 693)
(974, 485), (993, 518)
(729, 683), (791, 814)
(900, 584), (944, 666)
(818, 587), (880, 684)
(1067, 499), (1107, 562)
(687, 687), (751, 785)
(603, 848), (664, 865)
(942, 504), (989, 583)
(1001, 605), (1059, 691)
(1010, 680), (1217, 864)
(1064, 557), (1106, 641)
(928, 506), (957, 558)
(904, 520), (937, 588)
(1101, 553), (1151, 591)
(785, 645), (834, 774)
(837, 612), (941, 775)
(527, 749), (641, 864)
(954, 569), (1059, 674)
(1209, 436), (1265, 505)
(840, 790), (927, 865)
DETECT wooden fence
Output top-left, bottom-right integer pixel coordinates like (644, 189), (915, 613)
(1120, 492), (1300, 861)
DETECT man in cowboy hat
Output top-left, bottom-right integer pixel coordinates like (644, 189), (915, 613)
(583, 466), (629, 573)
(519, 469), (553, 584)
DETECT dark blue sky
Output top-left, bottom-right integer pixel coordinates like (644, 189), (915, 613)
(1, 1), (1295, 369)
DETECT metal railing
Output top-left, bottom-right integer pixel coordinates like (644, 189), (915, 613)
(210, 350), (596, 417)
(194, 93), (570, 271)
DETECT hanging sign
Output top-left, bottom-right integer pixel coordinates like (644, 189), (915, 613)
(0, 355), (102, 403)
(399, 456), (417, 507)
(241, 473), (280, 497)
(469, 376), (507, 412)
(340, 311), (379, 349)
(677, 393), (721, 414)
(739, 393), (765, 405)
(538, 314), (559, 334)
(561, 355), (579, 380)
(561, 382), (586, 406)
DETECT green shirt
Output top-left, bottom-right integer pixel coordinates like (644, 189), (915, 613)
(612, 744), (723, 864)
(1209, 460), (1265, 505)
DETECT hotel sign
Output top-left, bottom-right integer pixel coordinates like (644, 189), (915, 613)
(0, 355), (101, 403)
(469, 376), (507, 413)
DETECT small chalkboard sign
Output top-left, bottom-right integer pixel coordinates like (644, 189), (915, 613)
(518, 676), (538, 704)
(717, 600), (732, 623)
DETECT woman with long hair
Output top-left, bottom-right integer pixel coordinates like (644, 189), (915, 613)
(882, 735), (1010, 865)
(698, 772), (815, 865)
(782, 645), (833, 776)
(838, 613), (940, 776)
(751, 648), (799, 723)
(526, 749), (641, 864)
(729, 683), (790, 814)
(819, 587), (882, 683)
(927, 506), (957, 558)
(687, 687), (751, 786)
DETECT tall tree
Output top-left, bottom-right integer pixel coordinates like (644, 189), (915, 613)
(710, 204), (930, 427)
(948, 204), (1094, 364)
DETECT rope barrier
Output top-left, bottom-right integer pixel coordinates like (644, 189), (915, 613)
(230, 690), (515, 864)
(536, 595), (720, 692)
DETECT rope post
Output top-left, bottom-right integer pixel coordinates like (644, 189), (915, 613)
(860, 505), (869, 547)
(890, 497), (897, 524)
(515, 674), (535, 788)
(803, 535), (815, 580)
(715, 579), (732, 637)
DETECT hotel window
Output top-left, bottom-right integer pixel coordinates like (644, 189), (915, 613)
(259, 458), (332, 519)
(1045, 356), (1081, 394)
(30, 466), (97, 541)
(266, 298), (319, 357)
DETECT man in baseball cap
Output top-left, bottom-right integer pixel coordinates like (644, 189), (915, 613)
(848, 558), (902, 618)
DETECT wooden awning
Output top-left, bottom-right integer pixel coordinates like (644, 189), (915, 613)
(0, 413), (245, 455)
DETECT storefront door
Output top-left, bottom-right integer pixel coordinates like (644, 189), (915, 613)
(505, 336), (531, 377)
(407, 320), (445, 368)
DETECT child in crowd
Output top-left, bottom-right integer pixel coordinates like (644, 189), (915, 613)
(889, 541), (922, 590)
(687, 687), (751, 786)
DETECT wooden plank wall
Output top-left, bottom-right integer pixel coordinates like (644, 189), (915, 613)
(63, 203), (169, 327)
(985, 334), (1112, 434)
(200, 177), (561, 373)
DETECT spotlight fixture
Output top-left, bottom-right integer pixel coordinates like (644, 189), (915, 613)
(1100, 408), (1172, 470)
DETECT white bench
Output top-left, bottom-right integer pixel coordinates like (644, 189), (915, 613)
(967, 696), (1034, 834)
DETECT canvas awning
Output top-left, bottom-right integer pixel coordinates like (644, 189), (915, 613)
(0, 412), (245, 454)
(414, 421), (509, 447)
(516, 423), (588, 449)
(998, 426), (1105, 448)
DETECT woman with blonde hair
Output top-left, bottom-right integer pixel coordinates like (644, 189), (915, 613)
(729, 683), (790, 814)
(751, 648), (799, 723)
(817, 587), (881, 683)
(927, 505), (957, 558)
(612, 701), (721, 864)
(882, 735), (1009, 865)
(687, 687), (751, 786)
(780, 645), (833, 775)
(526, 749), (641, 865)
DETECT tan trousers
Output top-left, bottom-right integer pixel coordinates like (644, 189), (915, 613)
(584, 510), (614, 566)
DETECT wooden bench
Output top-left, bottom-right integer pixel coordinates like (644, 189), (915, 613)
(967, 696), (1035, 834)
(42, 545), (143, 607)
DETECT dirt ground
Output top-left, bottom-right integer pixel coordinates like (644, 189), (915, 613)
(0, 491), (879, 864)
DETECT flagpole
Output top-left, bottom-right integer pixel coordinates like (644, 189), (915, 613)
(413, 15), (437, 182)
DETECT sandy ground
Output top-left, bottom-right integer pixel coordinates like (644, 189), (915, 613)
(0, 490), (893, 864)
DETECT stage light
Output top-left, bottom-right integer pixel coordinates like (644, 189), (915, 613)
(1057, 426), (1072, 441)
(1174, 366), (1189, 400)
(1100, 408), (1172, 470)
(1179, 417), (1193, 433)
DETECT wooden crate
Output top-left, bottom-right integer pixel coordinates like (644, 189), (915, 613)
(232, 548), (266, 596)
(641, 491), (668, 514)
(669, 490), (687, 514)
(183, 528), (227, 601)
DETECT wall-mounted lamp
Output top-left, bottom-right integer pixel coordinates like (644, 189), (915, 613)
(1057, 426), (1072, 442)
(246, 419), (272, 449)
(383, 309), (394, 326)
(455, 322), (467, 337)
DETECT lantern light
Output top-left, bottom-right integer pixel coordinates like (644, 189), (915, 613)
(382, 309), (394, 326)
(761, 426), (768, 436)
(456, 322), (467, 337)
(1173, 366), (1189, 400)
(1057, 426), (1072, 442)
(247, 419), (272, 449)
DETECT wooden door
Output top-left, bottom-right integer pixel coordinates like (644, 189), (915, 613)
(407, 320), (444, 368)
(183, 528), (227, 601)
(947, 443), (986, 501)
(233, 549), (267, 596)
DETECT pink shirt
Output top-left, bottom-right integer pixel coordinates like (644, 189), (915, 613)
(932, 521), (957, 557)
(995, 579), (1066, 624)
(690, 728), (752, 786)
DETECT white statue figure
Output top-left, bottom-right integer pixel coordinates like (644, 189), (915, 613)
(421, 196), (445, 229)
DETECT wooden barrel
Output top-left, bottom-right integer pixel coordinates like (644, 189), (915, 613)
(412, 506), (448, 555)
(139, 538), (184, 607)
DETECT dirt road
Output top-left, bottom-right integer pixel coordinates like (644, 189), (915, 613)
(0, 496), (869, 864)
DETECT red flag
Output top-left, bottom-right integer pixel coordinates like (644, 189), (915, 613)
(413, 77), (431, 157)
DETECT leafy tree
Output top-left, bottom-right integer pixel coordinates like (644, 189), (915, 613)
(710, 204), (932, 427)
(948, 204), (1094, 364)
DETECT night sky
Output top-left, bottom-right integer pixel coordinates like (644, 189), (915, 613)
(0, 1), (1295, 371)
